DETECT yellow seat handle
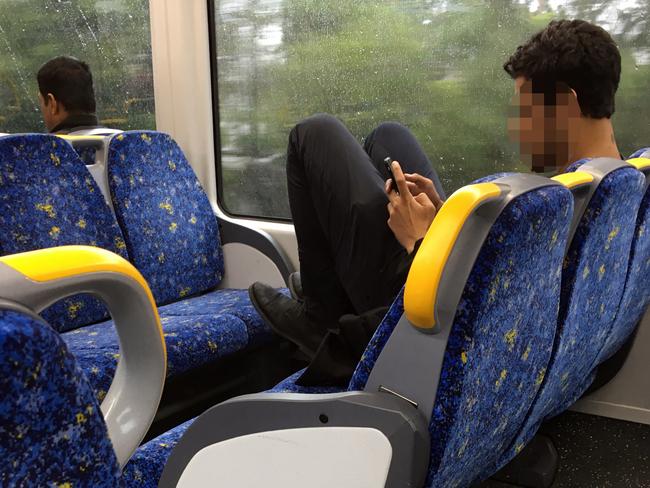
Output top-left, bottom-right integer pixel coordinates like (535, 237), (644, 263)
(404, 183), (502, 330)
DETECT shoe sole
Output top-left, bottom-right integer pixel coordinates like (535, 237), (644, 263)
(248, 286), (317, 359)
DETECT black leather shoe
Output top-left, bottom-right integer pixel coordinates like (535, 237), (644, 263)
(288, 272), (304, 302)
(249, 282), (328, 358)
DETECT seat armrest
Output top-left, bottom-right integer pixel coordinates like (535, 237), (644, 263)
(0, 246), (165, 467)
(218, 217), (295, 284)
(159, 391), (430, 488)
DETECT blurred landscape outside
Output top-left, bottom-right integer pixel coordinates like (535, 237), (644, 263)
(1, 1), (648, 219)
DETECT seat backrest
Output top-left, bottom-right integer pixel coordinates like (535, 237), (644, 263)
(597, 153), (650, 362)
(0, 308), (121, 486)
(107, 131), (224, 305)
(0, 134), (129, 331)
(348, 174), (573, 487)
(493, 160), (645, 470)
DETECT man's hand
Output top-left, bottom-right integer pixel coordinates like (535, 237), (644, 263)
(404, 173), (444, 210)
(386, 161), (437, 254)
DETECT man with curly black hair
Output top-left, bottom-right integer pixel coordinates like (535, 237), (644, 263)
(505, 19), (622, 172)
(251, 19), (624, 386)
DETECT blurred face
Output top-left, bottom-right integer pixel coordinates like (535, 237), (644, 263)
(508, 77), (580, 173)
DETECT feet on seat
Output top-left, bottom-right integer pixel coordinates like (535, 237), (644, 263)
(249, 282), (329, 358)
(288, 272), (304, 302)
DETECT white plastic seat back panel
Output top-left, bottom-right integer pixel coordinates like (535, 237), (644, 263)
(177, 427), (392, 488)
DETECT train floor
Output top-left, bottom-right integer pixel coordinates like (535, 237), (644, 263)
(481, 411), (650, 488)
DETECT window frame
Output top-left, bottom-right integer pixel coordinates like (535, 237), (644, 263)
(206, 0), (293, 223)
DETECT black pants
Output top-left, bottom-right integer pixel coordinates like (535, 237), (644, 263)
(286, 113), (445, 321)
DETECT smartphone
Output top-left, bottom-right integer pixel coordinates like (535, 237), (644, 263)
(383, 157), (399, 194)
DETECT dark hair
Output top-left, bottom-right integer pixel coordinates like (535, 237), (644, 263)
(504, 19), (621, 119)
(37, 56), (96, 113)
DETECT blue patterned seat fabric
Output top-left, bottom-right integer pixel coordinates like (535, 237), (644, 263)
(0, 132), (275, 405)
(122, 419), (193, 488)
(158, 288), (276, 347)
(63, 312), (249, 401)
(74, 145), (98, 165)
(0, 309), (121, 487)
(629, 147), (650, 159)
(0, 134), (129, 332)
(491, 164), (645, 473)
(597, 151), (650, 362)
(268, 368), (346, 394)
(351, 183), (573, 487)
(107, 131), (224, 306)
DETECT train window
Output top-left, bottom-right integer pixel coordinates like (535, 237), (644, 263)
(0, 1), (154, 133)
(212, 0), (649, 220)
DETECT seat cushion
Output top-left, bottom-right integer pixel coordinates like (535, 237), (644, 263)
(0, 309), (121, 486)
(0, 134), (129, 332)
(158, 288), (285, 346)
(122, 419), (193, 488)
(63, 313), (249, 401)
(107, 131), (224, 306)
(268, 369), (346, 394)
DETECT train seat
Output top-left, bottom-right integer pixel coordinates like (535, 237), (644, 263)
(105, 130), (275, 343)
(123, 173), (574, 487)
(61, 313), (248, 402)
(490, 158), (646, 474)
(0, 308), (123, 486)
(0, 134), (128, 331)
(156, 289), (276, 347)
(0, 134), (265, 400)
(0, 246), (165, 487)
(596, 152), (650, 362)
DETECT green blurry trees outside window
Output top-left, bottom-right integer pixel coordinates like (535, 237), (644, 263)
(0, 0), (154, 134)
(214, 0), (650, 219)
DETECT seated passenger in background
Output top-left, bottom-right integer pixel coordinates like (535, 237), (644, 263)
(250, 19), (623, 386)
(37, 56), (102, 134)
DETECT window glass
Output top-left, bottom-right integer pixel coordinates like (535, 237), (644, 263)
(0, 0), (154, 133)
(214, 0), (650, 219)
